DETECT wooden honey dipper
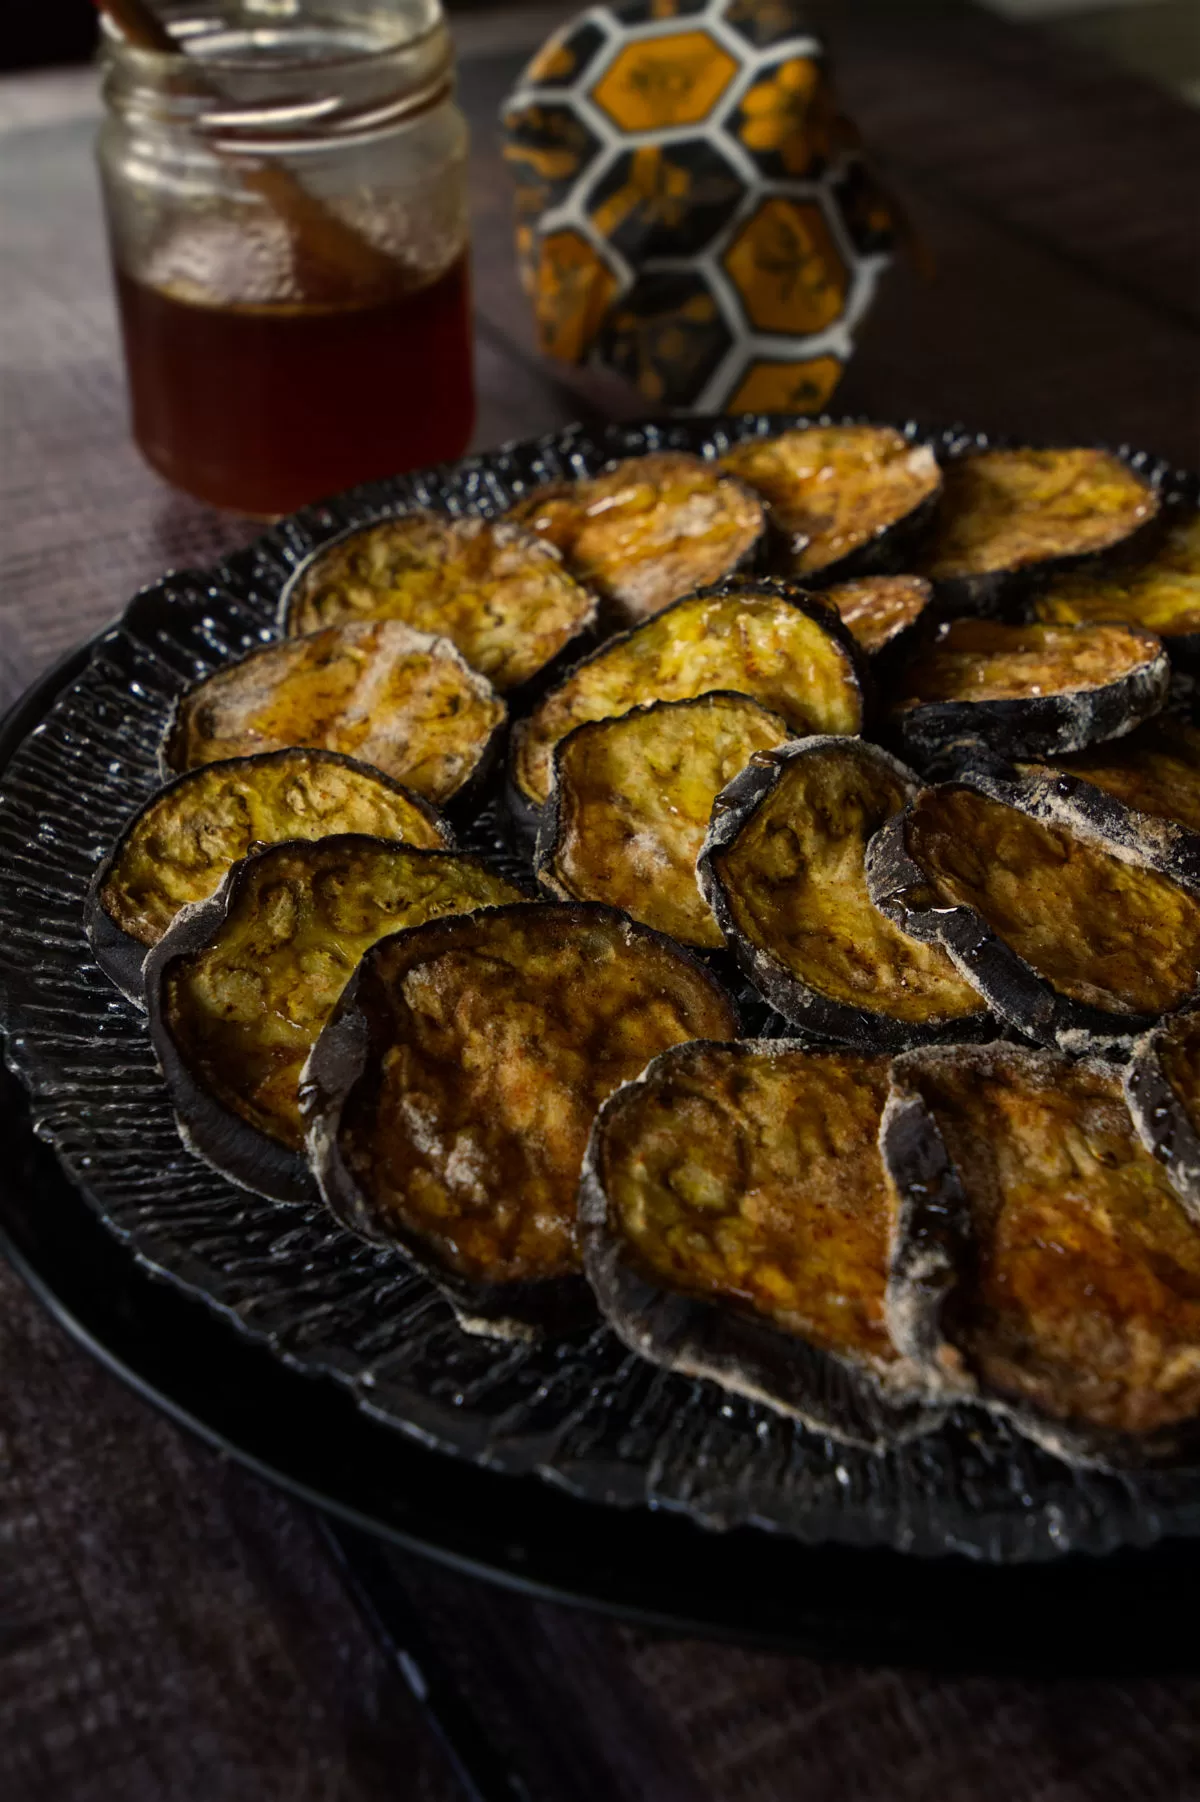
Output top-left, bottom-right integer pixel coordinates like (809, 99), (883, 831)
(92, 0), (413, 301)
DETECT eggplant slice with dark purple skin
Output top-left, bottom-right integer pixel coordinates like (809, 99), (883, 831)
(87, 748), (452, 1004)
(535, 692), (792, 948)
(580, 1037), (944, 1447)
(718, 424), (942, 583)
(1125, 1009), (1200, 1224)
(278, 510), (598, 695)
(882, 1042), (1200, 1467)
(820, 574), (934, 657)
(509, 577), (867, 828)
(1009, 714), (1200, 898)
(163, 620), (507, 807)
(891, 618), (1170, 765)
(302, 903), (739, 1339)
(1017, 713), (1200, 836)
(916, 446), (1160, 615)
(698, 736), (989, 1048)
(1032, 501), (1200, 661)
(505, 450), (765, 627)
(144, 838), (528, 1204)
(866, 766), (1200, 1056)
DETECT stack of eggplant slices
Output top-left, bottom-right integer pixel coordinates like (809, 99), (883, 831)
(86, 424), (1200, 1466)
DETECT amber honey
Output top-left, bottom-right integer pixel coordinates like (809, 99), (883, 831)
(115, 254), (475, 517)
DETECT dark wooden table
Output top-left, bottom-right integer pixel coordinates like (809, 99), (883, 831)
(3, 6), (1200, 1799)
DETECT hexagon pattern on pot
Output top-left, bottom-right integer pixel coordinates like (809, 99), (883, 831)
(502, 0), (895, 411)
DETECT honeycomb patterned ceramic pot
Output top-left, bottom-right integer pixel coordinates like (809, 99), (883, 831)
(502, 0), (895, 412)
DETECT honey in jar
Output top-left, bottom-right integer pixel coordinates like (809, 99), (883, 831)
(98, 2), (474, 516)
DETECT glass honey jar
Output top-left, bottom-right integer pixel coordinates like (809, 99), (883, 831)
(97, 1), (475, 517)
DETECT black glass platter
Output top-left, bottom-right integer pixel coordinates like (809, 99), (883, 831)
(3, 652), (1200, 1676)
(2, 416), (1200, 1602)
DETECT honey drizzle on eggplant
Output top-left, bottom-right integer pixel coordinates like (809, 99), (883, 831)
(903, 1049), (1200, 1435)
(713, 746), (981, 1023)
(162, 842), (524, 1150)
(334, 908), (738, 1284)
(904, 785), (1200, 1015)
(599, 1043), (900, 1362)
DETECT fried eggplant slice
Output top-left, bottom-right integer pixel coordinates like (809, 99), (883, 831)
(505, 451), (765, 626)
(88, 749), (451, 1002)
(1033, 504), (1200, 656)
(1001, 709), (1200, 901)
(699, 737), (987, 1046)
(821, 575), (933, 656)
(511, 578), (865, 819)
(1125, 1010), (1200, 1224)
(867, 767), (1200, 1055)
(1013, 716), (1200, 896)
(1021, 716), (1200, 835)
(892, 618), (1169, 763)
(719, 425), (941, 581)
(883, 1043), (1200, 1465)
(918, 447), (1159, 612)
(279, 511), (597, 693)
(580, 1038), (942, 1446)
(536, 693), (791, 948)
(164, 621), (506, 806)
(303, 903), (739, 1337)
(144, 838), (527, 1203)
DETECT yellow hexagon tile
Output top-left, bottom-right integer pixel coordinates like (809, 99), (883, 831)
(591, 31), (740, 131)
(722, 198), (849, 334)
(727, 354), (844, 414)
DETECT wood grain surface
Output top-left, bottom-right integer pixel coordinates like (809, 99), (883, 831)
(2, 6), (1200, 1798)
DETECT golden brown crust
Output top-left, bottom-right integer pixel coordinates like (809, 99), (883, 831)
(167, 622), (506, 804)
(543, 695), (791, 948)
(895, 619), (1162, 709)
(101, 751), (449, 948)
(1019, 717), (1200, 835)
(282, 513), (595, 691)
(905, 785), (1200, 1014)
(713, 745), (982, 1023)
(1033, 508), (1200, 638)
(335, 909), (739, 1285)
(598, 1043), (899, 1364)
(920, 448), (1158, 582)
(900, 1047), (1200, 1434)
(1156, 1011), (1200, 1141)
(514, 587), (863, 809)
(719, 426), (940, 576)
(162, 842), (525, 1151)
(821, 575), (931, 654)
(505, 451), (764, 624)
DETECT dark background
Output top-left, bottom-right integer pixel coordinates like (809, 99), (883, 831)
(9, 2), (1198, 115)
(2, 1), (98, 70)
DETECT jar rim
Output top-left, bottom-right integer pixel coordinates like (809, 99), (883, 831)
(100, 3), (454, 145)
(100, 3), (447, 74)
